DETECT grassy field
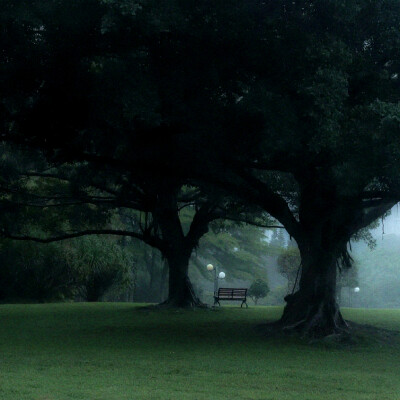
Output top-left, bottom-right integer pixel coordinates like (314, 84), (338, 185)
(0, 304), (400, 400)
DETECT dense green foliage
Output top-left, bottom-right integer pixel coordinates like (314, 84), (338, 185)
(248, 278), (270, 305)
(0, 303), (400, 399)
(0, 236), (132, 302)
(64, 236), (132, 301)
(277, 247), (301, 293)
(0, 240), (75, 302)
(191, 221), (271, 280)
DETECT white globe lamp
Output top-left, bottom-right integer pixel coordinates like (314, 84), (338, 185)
(354, 287), (360, 293)
(218, 271), (226, 279)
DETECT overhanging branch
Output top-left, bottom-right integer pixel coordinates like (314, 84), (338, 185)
(222, 216), (285, 229)
(352, 201), (397, 233)
(2, 228), (166, 252)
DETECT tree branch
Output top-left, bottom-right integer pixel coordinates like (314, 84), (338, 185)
(352, 201), (397, 233)
(2, 229), (166, 252)
(194, 165), (302, 240)
(222, 215), (285, 229)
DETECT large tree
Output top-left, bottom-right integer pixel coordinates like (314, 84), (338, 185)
(194, 0), (400, 336)
(3, 164), (246, 307)
(0, 0), (229, 307)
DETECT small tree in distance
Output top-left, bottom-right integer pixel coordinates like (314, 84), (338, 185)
(277, 247), (301, 294)
(248, 279), (269, 305)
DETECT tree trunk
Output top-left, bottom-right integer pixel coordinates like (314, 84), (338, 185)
(148, 248), (157, 300)
(86, 285), (102, 302)
(154, 186), (207, 308)
(279, 246), (348, 338)
(161, 253), (204, 307)
(159, 259), (168, 302)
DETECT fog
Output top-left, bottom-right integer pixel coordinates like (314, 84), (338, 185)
(237, 206), (400, 308)
(345, 206), (400, 308)
(371, 205), (400, 237)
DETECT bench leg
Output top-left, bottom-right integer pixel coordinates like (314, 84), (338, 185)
(241, 300), (248, 308)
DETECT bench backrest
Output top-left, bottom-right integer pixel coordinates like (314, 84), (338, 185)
(217, 288), (247, 299)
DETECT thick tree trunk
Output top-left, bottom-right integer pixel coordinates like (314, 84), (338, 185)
(154, 186), (208, 308)
(279, 246), (348, 338)
(161, 253), (204, 307)
(147, 248), (157, 299)
(159, 259), (168, 301)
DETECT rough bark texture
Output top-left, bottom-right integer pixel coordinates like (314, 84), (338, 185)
(272, 176), (354, 337)
(155, 187), (208, 308)
(162, 254), (205, 307)
(279, 244), (348, 337)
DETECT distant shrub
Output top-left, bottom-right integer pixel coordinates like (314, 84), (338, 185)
(248, 279), (269, 305)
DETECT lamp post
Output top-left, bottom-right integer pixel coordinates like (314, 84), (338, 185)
(206, 264), (226, 298)
(353, 286), (360, 308)
(206, 264), (217, 294)
(349, 286), (360, 307)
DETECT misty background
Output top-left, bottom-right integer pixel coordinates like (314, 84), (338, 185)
(193, 205), (400, 309)
(2, 205), (399, 309)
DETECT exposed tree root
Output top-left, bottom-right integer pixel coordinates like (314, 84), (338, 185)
(276, 293), (349, 338)
(156, 277), (208, 309)
(259, 319), (400, 348)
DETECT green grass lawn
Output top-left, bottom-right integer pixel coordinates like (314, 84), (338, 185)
(0, 304), (400, 400)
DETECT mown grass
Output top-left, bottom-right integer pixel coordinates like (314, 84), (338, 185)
(0, 303), (400, 400)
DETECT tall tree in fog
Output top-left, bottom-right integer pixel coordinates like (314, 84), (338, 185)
(0, 0), (232, 307)
(197, 0), (400, 336)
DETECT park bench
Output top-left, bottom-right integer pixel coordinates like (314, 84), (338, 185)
(214, 288), (248, 308)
